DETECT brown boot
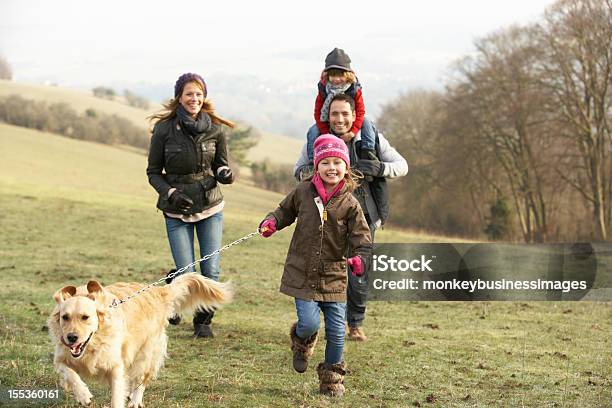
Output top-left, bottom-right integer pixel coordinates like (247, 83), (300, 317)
(316, 361), (346, 397)
(347, 326), (367, 341)
(290, 322), (318, 373)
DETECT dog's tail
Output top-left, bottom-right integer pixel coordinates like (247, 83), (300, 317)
(166, 273), (233, 316)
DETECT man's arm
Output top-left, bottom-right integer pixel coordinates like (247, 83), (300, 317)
(293, 142), (312, 181)
(377, 132), (408, 179)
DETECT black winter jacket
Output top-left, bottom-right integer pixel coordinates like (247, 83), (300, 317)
(146, 116), (231, 214)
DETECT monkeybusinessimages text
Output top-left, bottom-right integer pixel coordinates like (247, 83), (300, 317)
(372, 255), (588, 294)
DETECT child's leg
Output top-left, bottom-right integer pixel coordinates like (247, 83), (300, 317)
(320, 302), (347, 364)
(306, 124), (321, 162)
(359, 117), (377, 160)
(294, 298), (321, 338)
(291, 299), (321, 373)
(317, 301), (347, 397)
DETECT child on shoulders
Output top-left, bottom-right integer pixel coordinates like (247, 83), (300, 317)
(307, 48), (377, 162)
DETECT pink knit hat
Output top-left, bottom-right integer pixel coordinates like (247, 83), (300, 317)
(314, 134), (350, 170)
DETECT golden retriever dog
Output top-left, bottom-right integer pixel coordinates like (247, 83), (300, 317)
(48, 273), (232, 408)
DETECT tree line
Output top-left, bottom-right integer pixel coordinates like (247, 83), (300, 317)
(93, 86), (150, 110)
(0, 95), (150, 149)
(0, 94), (260, 170)
(379, 0), (611, 242)
(0, 55), (12, 80)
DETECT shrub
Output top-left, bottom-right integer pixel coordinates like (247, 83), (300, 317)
(0, 94), (149, 149)
(251, 159), (297, 194)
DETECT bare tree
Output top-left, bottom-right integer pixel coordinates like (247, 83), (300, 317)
(450, 26), (561, 242)
(536, 0), (612, 240)
(379, 90), (494, 237)
(0, 55), (12, 80)
(372, 0), (610, 242)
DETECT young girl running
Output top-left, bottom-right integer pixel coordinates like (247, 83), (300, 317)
(259, 134), (372, 397)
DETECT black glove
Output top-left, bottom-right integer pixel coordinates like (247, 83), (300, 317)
(216, 168), (234, 184)
(168, 190), (194, 211)
(355, 159), (385, 177)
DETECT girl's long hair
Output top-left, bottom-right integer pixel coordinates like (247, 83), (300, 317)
(148, 80), (235, 131)
(344, 168), (361, 191)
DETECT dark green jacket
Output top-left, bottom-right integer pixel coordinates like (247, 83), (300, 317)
(146, 116), (231, 214)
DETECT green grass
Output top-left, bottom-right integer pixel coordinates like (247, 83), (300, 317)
(245, 130), (303, 165)
(0, 124), (610, 407)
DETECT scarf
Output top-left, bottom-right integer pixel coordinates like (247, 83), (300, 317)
(177, 105), (212, 136)
(312, 173), (346, 206)
(319, 81), (352, 122)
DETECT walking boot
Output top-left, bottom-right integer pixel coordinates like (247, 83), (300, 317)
(193, 309), (214, 338)
(347, 326), (367, 342)
(290, 322), (318, 373)
(317, 361), (347, 397)
(194, 323), (213, 338)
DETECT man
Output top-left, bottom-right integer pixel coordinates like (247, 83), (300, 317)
(294, 93), (408, 341)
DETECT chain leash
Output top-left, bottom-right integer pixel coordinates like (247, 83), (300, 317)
(109, 229), (263, 308)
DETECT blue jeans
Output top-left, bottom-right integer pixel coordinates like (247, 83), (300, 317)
(164, 212), (223, 281)
(306, 117), (376, 161)
(347, 224), (375, 327)
(295, 298), (346, 364)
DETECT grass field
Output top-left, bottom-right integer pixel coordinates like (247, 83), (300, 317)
(245, 130), (303, 166)
(0, 123), (610, 407)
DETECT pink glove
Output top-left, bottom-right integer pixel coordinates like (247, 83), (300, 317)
(347, 256), (363, 277)
(259, 218), (277, 238)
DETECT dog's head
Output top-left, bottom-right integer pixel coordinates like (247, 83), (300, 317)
(51, 280), (108, 359)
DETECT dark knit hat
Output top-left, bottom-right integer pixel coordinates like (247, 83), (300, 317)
(324, 48), (352, 72)
(174, 73), (207, 98)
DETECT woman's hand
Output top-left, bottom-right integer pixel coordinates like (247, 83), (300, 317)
(259, 218), (277, 238)
(169, 190), (194, 211)
(216, 168), (234, 184)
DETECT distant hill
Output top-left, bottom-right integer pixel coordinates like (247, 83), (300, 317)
(0, 122), (447, 242)
(246, 130), (302, 166)
(0, 79), (159, 130)
(0, 79), (302, 165)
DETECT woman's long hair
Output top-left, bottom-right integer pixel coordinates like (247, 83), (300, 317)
(148, 80), (235, 131)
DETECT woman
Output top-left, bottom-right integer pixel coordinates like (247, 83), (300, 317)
(147, 72), (235, 338)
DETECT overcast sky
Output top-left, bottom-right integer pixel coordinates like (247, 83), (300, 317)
(1, 0), (556, 90)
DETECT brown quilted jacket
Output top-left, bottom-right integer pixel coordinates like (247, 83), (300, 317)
(266, 180), (372, 302)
